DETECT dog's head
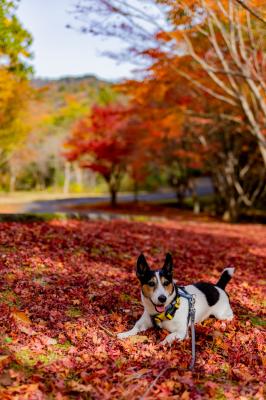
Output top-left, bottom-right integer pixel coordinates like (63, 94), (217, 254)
(136, 253), (175, 313)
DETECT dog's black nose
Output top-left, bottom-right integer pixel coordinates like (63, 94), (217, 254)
(158, 295), (167, 303)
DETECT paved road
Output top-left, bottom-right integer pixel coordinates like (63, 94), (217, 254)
(19, 177), (213, 213)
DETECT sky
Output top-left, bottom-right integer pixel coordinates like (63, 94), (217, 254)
(17, 0), (135, 81)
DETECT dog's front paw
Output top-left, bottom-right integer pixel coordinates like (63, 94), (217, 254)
(160, 332), (185, 346)
(117, 331), (131, 340)
(159, 337), (173, 346)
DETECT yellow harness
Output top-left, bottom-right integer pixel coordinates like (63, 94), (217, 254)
(153, 295), (181, 325)
(152, 285), (197, 371)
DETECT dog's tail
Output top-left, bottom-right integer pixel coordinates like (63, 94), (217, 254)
(216, 267), (235, 290)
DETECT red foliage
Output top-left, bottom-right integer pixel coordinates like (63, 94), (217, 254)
(0, 217), (265, 398)
(64, 104), (135, 180)
(64, 104), (148, 205)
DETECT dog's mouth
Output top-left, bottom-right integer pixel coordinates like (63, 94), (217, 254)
(155, 305), (165, 313)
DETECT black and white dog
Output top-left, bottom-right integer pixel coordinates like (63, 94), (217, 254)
(118, 253), (234, 345)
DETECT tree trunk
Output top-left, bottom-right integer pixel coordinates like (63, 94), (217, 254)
(176, 187), (186, 207)
(110, 188), (117, 207)
(258, 142), (266, 169)
(63, 162), (71, 194)
(133, 181), (139, 203)
(74, 162), (83, 188)
(222, 197), (240, 222)
(9, 173), (16, 192)
(190, 180), (200, 214)
(86, 170), (96, 188)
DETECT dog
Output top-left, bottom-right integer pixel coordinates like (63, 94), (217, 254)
(117, 253), (234, 345)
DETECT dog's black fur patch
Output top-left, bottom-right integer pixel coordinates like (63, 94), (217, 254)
(216, 269), (232, 290)
(136, 254), (155, 285)
(159, 269), (173, 282)
(138, 269), (156, 285)
(193, 282), (220, 306)
(137, 253), (174, 285)
(162, 253), (173, 276)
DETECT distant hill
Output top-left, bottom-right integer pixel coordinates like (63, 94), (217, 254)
(28, 74), (116, 132)
(30, 74), (114, 114)
(32, 74), (110, 88)
(6, 74), (118, 191)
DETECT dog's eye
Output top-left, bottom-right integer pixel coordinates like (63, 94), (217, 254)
(163, 281), (170, 286)
(148, 281), (155, 287)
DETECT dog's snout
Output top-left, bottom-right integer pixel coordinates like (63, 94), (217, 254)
(158, 295), (167, 303)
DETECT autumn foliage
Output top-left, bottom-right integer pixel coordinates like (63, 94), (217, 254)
(65, 104), (144, 205)
(71, 0), (266, 221)
(0, 217), (265, 398)
(0, 0), (32, 171)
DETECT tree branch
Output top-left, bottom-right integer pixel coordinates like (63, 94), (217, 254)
(176, 70), (238, 106)
(234, 0), (266, 25)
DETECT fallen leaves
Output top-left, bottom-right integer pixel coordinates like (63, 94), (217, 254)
(0, 218), (265, 399)
(0, 355), (10, 369)
(126, 335), (149, 345)
(12, 310), (31, 326)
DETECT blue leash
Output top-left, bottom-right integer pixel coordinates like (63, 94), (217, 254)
(177, 286), (196, 370)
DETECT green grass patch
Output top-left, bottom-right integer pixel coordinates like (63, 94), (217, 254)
(150, 246), (162, 255)
(55, 340), (72, 350)
(130, 215), (152, 222)
(239, 314), (266, 327)
(0, 290), (20, 306)
(120, 293), (132, 302)
(90, 245), (115, 257)
(214, 388), (227, 400)
(66, 307), (83, 318)
(15, 348), (60, 367)
(14, 341), (72, 368)
(0, 245), (17, 253)
(4, 337), (13, 344)
(250, 316), (266, 327)
(90, 247), (102, 256)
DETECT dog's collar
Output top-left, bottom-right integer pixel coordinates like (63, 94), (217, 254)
(152, 284), (180, 326)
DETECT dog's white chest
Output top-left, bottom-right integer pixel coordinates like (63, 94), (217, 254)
(155, 300), (189, 333)
(161, 318), (180, 333)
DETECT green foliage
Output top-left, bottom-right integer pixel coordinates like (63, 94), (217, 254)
(0, 0), (33, 76)
(42, 96), (90, 128)
(15, 160), (56, 190)
(0, 0), (33, 163)
(98, 85), (118, 105)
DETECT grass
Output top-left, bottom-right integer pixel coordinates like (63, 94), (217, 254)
(66, 307), (83, 318)
(15, 348), (60, 367)
(250, 316), (266, 327)
(0, 290), (20, 307)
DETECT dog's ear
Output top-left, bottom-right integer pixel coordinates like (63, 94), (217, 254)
(136, 253), (150, 280)
(162, 253), (173, 277)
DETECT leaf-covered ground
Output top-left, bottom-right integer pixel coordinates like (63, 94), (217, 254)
(0, 217), (265, 399)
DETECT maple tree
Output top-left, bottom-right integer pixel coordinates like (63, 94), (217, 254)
(64, 104), (140, 206)
(73, 0), (266, 220)
(189, 112), (266, 220)
(73, 0), (266, 163)
(163, 0), (266, 167)
(118, 76), (203, 208)
(0, 216), (265, 398)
